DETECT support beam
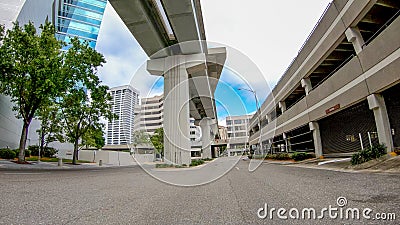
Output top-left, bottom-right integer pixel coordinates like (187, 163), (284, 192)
(200, 117), (214, 159)
(345, 27), (365, 54)
(278, 101), (286, 112)
(367, 94), (394, 153)
(266, 114), (272, 123)
(309, 122), (323, 157)
(282, 133), (289, 153)
(301, 78), (312, 95)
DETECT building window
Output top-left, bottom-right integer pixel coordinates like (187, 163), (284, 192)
(234, 119), (242, 124)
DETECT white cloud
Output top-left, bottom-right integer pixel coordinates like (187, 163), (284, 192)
(202, 0), (332, 86)
(218, 118), (226, 127)
(95, 0), (332, 115)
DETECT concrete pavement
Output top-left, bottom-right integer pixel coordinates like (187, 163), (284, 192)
(0, 159), (398, 224)
(262, 155), (400, 174)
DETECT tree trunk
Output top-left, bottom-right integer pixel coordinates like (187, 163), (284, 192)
(18, 121), (30, 163)
(40, 128), (45, 158)
(72, 138), (79, 165)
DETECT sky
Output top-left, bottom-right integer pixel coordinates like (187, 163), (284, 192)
(95, 0), (332, 126)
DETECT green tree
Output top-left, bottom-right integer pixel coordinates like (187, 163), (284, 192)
(82, 126), (105, 150)
(36, 101), (63, 154)
(132, 130), (151, 154)
(150, 128), (164, 158)
(58, 38), (114, 165)
(0, 22), (66, 163)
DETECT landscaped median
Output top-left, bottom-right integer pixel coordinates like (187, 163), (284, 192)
(249, 152), (316, 162)
(347, 144), (399, 171)
(25, 156), (92, 164)
(0, 147), (92, 164)
(155, 158), (214, 169)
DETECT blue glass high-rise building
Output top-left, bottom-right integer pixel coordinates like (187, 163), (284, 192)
(55, 0), (107, 49)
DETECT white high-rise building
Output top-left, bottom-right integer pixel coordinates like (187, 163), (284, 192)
(107, 85), (139, 145)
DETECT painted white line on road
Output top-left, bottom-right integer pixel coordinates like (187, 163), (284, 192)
(3, 172), (49, 175)
(235, 167), (240, 170)
(318, 158), (351, 166)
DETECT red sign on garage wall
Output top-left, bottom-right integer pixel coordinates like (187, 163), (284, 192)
(326, 104), (340, 114)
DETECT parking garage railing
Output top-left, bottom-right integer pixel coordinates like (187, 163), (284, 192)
(362, 9), (400, 48)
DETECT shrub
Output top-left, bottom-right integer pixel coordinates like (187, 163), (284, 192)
(203, 158), (213, 161)
(28, 145), (57, 157)
(351, 144), (387, 165)
(291, 152), (315, 161)
(190, 159), (205, 167)
(28, 145), (39, 156)
(11, 149), (31, 158)
(155, 164), (174, 168)
(0, 149), (16, 159)
(274, 153), (291, 160)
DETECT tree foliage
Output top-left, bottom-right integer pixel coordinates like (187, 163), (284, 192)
(57, 38), (114, 164)
(132, 130), (151, 153)
(82, 126), (105, 150)
(36, 101), (63, 153)
(0, 22), (114, 164)
(0, 22), (66, 162)
(150, 128), (164, 158)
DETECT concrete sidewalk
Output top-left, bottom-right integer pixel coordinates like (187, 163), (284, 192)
(262, 155), (400, 173)
(0, 159), (137, 170)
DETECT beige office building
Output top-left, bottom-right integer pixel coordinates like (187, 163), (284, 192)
(133, 95), (164, 135)
(226, 115), (252, 149)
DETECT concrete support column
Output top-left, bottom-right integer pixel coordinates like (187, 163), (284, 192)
(282, 133), (288, 152)
(164, 56), (191, 165)
(309, 122), (323, 157)
(200, 117), (214, 159)
(301, 78), (312, 95)
(147, 55), (192, 165)
(266, 114), (272, 123)
(367, 94), (394, 153)
(345, 27), (365, 54)
(283, 133), (291, 152)
(279, 101), (286, 112)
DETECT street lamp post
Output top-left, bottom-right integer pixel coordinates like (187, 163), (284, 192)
(238, 88), (263, 155)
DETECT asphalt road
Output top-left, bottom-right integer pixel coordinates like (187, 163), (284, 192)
(0, 159), (399, 224)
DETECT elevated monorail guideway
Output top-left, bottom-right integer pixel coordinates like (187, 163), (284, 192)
(110, 0), (226, 164)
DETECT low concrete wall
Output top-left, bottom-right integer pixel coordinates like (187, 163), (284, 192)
(57, 149), (136, 166)
(134, 153), (154, 163)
